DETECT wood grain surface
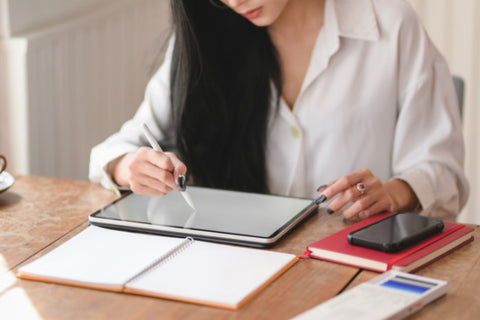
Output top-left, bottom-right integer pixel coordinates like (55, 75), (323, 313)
(2, 176), (477, 319)
(0, 175), (359, 320)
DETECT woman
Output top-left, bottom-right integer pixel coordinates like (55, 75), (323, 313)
(89, 0), (469, 220)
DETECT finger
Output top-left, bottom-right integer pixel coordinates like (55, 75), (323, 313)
(129, 171), (174, 194)
(138, 147), (175, 173)
(130, 179), (173, 197)
(342, 192), (377, 219)
(164, 152), (188, 187)
(344, 189), (391, 219)
(322, 169), (371, 200)
(358, 200), (391, 219)
(129, 152), (177, 190)
(328, 183), (365, 213)
(316, 184), (328, 194)
(130, 161), (178, 190)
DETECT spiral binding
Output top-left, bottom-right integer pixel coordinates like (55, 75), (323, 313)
(124, 237), (195, 286)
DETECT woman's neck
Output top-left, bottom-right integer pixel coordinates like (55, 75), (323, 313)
(268, 0), (325, 40)
(267, 0), (326, 109)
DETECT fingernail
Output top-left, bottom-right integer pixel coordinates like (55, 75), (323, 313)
(177, 175), (186, 191)
(314, 194), (327, 205)
(327, 207), (335, 215)
(316, 184), (328, 192)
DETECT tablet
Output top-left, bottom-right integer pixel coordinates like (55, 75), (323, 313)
(88, 186), (318, 247)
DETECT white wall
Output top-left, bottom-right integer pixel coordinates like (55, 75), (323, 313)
(1, 0), (170, 179)
(7, 0), (115, 35)
(407, 0), (480, 224)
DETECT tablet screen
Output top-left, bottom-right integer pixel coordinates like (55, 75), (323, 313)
(90, 187), (315, 240)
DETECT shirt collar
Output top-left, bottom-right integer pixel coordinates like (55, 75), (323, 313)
(330, 0), (380, 42)
(283, 0), (380, 112)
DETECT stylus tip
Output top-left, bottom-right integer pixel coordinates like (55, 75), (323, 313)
(181, 191), (196, 211)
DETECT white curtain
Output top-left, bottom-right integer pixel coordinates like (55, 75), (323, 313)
(407, 0), (480, 224)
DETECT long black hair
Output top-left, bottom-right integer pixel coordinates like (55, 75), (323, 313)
(170, 0), (281, 193)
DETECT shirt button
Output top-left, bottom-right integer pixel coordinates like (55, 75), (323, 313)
(291, 126), (301, 138)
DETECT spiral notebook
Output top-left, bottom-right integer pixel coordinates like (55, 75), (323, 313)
(17, 226), (298, 309)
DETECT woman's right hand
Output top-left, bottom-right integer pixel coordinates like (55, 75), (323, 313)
(108, 147), (187, 196)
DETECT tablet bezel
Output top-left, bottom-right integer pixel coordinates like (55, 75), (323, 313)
(88, 188), (318, 248)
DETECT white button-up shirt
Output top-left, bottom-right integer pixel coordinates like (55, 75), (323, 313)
(90, 0), (469, 219)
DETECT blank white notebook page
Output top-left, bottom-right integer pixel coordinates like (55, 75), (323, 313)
(18, 226), (184, 289)
(128, 240), (297, 306)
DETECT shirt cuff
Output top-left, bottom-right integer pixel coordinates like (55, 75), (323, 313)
(100, 162), (122, 197)
(96, 147), (137, 196)
(395, 170), (435, 215)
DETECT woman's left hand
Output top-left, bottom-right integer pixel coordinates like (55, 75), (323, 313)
(319, 169), (396, 220)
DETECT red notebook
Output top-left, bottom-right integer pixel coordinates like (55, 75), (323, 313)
(305, 212), (475, 272)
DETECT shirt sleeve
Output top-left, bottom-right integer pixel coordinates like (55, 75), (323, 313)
(391, 6), (469, 219)
(88, 36), (176, 193)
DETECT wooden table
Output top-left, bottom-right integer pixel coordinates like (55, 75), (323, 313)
(0, 176), (478, 319)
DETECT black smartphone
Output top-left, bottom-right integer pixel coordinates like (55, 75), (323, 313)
(347, 213), (444, 253)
